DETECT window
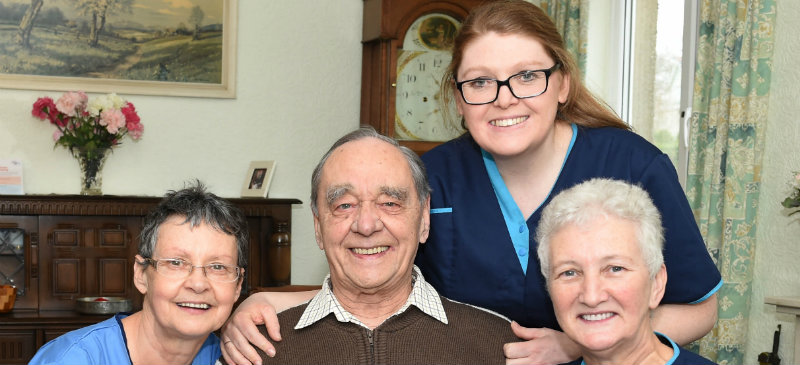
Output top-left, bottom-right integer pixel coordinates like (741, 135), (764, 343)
(586, 0), (697, 186)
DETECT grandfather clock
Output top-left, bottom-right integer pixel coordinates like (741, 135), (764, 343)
(360, 0), (483, 155)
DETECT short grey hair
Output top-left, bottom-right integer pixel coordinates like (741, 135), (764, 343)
(310, 126), (432, 216)
(536, 178), (664, 281)
(139, 180), (249, 270)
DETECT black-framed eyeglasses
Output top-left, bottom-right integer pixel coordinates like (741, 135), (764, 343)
(140, 257), (241, 283)
(455, 63), (562, 105)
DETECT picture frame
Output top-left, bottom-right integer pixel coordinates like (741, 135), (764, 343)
(0, 0), (237, 98)
(241, 161), (276, 198)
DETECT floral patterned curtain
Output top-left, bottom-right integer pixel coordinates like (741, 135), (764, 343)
(685, 0), (776, 363)
(539, 0), (587, 76)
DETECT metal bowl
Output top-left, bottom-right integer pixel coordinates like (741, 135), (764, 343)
(75, 297), (132, 315)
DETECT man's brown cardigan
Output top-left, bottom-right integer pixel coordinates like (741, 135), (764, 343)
(251, 296), (520, 365)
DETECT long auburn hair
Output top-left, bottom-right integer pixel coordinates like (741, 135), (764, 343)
(441, 0), (629, 131)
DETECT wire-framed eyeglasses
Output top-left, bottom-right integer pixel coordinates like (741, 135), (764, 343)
(140, 257), (241, 283)
(455, 63), (562, 105)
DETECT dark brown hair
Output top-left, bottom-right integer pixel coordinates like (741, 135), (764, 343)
(442, 0), (629, 130)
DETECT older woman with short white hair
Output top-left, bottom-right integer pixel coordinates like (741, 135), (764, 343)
(536, 178), (715, 365)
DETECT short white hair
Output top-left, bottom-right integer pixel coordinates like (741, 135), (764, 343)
(536, 178), (664, 281)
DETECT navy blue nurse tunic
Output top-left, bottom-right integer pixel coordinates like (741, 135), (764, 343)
(417, 125), (722, 330)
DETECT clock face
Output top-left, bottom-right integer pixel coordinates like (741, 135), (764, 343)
(394, 13), (463, 142)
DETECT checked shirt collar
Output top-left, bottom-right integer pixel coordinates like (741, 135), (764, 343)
(295, 265), (448, 330)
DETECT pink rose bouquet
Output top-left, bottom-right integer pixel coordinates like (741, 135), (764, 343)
(31, 91), (143, 153)
(31, 91), (143, 194)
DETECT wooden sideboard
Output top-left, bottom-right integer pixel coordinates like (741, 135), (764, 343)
(0, 195), (300, 364)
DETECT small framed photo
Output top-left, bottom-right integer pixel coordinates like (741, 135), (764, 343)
(241, 161), (276, 198)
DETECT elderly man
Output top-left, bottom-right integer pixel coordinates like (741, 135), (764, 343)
(228, 127), (518, 364)
(536, 178), (715, 365)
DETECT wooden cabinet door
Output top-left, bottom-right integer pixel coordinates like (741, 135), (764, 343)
(0, 329), (36, 365)
(0, 216), (38, 311)
(38, 216), (143, 311)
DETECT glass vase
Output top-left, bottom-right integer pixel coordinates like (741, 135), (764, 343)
(72, 147), (111, 195)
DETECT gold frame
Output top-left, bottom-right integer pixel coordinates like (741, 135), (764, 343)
(0, 0), (237, 98)
(241, 161), (276, 198)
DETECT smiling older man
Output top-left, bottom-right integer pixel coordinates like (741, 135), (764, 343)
(228, 127), (518, 365)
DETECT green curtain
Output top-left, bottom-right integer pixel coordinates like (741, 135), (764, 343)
(685, 0), (776, 364)
(539, 0), (587, 76)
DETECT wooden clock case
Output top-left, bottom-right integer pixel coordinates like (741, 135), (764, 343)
(360, 0), (483, 155)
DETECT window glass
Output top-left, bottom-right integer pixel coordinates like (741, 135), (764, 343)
(587, 0), (689, 182)
(0, 228), (26, 296)
(652, 0), (685, 167)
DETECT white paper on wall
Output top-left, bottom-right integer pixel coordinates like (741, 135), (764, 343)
(0, 160), (24, 195)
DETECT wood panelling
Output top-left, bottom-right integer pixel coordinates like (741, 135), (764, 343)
(0, 331), (35, 364)
(99, 259), (127, 294)
(52, 229), (78, 246)
(99, 229), (125, 246)
(39, 216), (141, 311)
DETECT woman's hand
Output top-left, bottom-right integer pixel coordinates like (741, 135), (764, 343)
(504, 321), (581, 365)
(221, 292), (280, 365)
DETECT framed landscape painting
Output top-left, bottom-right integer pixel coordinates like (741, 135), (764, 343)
(0, 0), (237, 98)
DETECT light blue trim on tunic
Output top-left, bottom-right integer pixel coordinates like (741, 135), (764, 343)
(430, 207), (453, 214)
(660, 332), (682, 365)
(481, 124), (578, 274)
(690, 279), (723, 304)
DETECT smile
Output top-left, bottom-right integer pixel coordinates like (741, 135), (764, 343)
(490, 116), (527, 127)
(581, 312), (614, 321)
(351, 246), (389, 255)
(178, 302), (210, 310)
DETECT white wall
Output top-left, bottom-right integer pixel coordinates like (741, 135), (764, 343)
(0, 0), (361, 285)
(746, 1), (800, 363)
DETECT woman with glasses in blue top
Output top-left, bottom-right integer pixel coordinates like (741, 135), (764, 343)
(30, 182), (247, 365)
(220, 1), (722, 364)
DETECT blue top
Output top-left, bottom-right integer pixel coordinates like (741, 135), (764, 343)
(481, 125), (578, 274)
(566, 332), (716, 365)
(29, 313), (221, 365)
(417, 126), (722, 329)
(655, 332), (717, 365)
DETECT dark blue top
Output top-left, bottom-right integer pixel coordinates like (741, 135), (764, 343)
(417, 126), (722, 329)
(563, 332), (716, 365)
(656, 332), (717, 365)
